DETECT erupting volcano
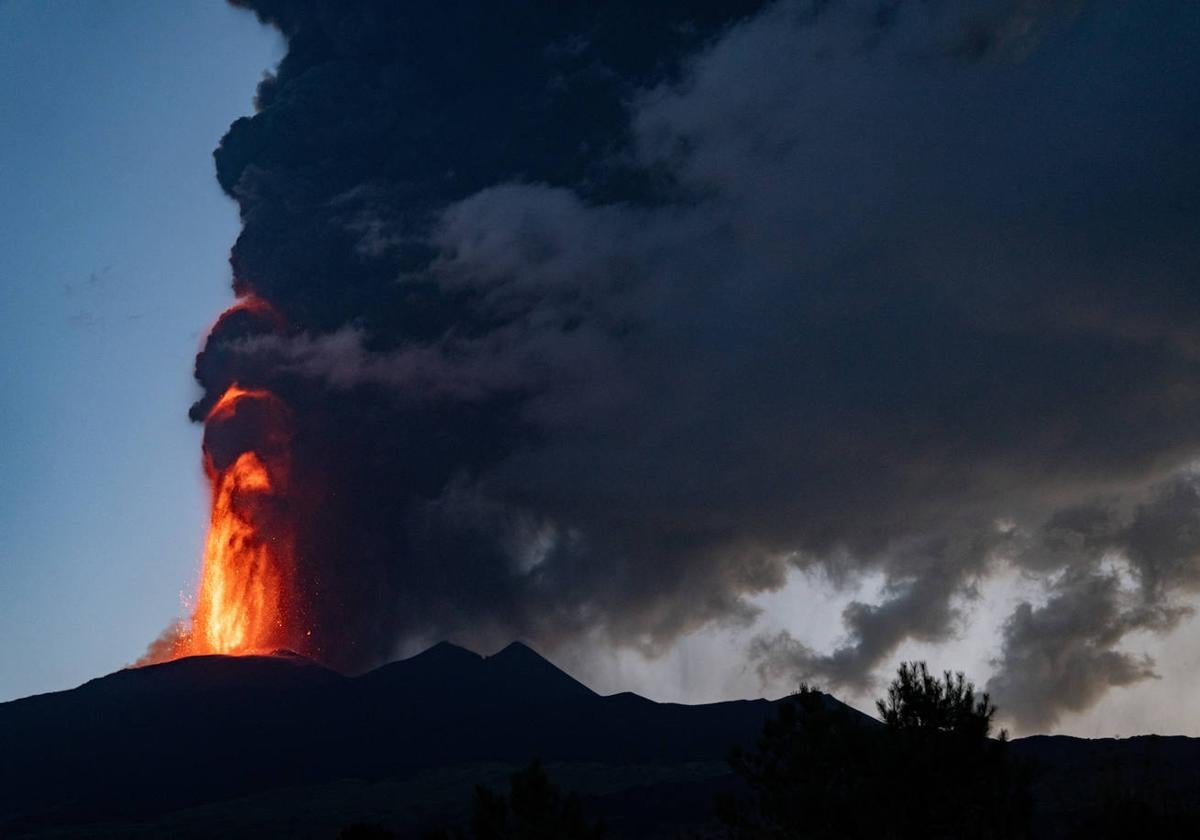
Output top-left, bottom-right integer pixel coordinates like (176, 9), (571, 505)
(189, 392), (294, 656)
(143, 298), (307, 665)
(176, 382), (298, 658)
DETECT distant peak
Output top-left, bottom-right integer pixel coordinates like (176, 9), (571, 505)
(414, 640), (483, 661)
(485, 641), (596, 698)
(351, 640), (486, 688)
(361, 641), (483, 676)
(431, 640), (476, 653)
(492, 640), (538, 658)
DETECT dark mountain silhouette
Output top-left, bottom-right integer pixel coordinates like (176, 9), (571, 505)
(355, 641), (596, 705)
(0, 643), (779, 836)
(2, 644), (1198, 838)
(1008, 734), (1200, 838)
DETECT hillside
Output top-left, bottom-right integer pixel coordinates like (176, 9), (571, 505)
(3, 644), (1198, 838)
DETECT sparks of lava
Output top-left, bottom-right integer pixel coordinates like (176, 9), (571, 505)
(171, 383), (297, 659)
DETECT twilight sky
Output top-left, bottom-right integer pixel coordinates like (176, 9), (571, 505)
(3, 1), (1200, 738)
(0, 0), (281, 701)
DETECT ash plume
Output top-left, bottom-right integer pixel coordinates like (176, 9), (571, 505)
(190, 0), (1200, 727)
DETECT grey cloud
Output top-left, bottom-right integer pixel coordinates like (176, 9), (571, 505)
(421, 2), (1200, 699)
(986, 570), (1169, 732)
(198, 0), (1200, 724)
(752, 568), (966, 693)
(983, 471), (1200, 730)
(233, 328), (534, 401)
(1123, 472), (1200, 600)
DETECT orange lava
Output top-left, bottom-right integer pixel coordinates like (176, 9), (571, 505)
(167, 384), (297, 659)
(205, 384), (272, 425)
(221, 294), (285, 330)
(190, 450), (290, 654)
(137, 294), (302, 667)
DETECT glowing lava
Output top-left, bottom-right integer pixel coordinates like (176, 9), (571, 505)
(166, 383), (298, 659)
(190, 449), (289, 654)
(206, 384), (268, 424)
(136, 293), (306, 666)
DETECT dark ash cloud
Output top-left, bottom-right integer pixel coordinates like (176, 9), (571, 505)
(987, 571), (1166, 732)
(751, 569), (966, 694)
(986, 472), (1200, 729)
(190, 0), (1200, 727)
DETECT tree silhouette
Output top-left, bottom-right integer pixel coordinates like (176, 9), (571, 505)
(875, 662), (1026, 839)
(877, 662), (998, 739)
(426, 759), (604, 840)
(718, 686), (881, 839)
(720, 662), (1029, 839)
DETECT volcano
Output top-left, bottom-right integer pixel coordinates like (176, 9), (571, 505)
(4, 644), (1200, 838)
(0, 642), (787, 837)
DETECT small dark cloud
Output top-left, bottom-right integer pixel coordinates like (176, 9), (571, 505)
(67, 309), (99, 329)
(88, 264), (113, 286)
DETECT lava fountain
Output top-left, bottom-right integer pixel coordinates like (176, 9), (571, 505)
(141, 297), (304, 664)
(182, 384), (297, 656)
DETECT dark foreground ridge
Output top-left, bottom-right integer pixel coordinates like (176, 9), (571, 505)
(0, 643), (781, 837)
(1, 645), (1197, 838)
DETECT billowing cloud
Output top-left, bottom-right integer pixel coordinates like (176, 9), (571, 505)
(192, 0), (1200, 727)
(985, 473), (1200, 728)
(987, 571), (1167, 731)
(752, 568), (966, 694)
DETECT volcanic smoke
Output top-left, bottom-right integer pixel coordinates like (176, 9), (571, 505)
(128, 0), (1200, 728)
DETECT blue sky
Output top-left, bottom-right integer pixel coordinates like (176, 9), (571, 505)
(0, 0), (280, 701)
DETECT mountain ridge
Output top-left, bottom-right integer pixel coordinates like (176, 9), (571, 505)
(4, 644), (1200, 838)
(0, 641), (830, 836)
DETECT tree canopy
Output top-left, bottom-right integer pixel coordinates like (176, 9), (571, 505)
(721, 661), (1029, 839)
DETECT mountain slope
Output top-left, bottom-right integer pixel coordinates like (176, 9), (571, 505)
(6, 644), (1200, 838)
(0, 643), (787, 834)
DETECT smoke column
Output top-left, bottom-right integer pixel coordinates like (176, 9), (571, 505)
(149, 0), (1200, 730)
